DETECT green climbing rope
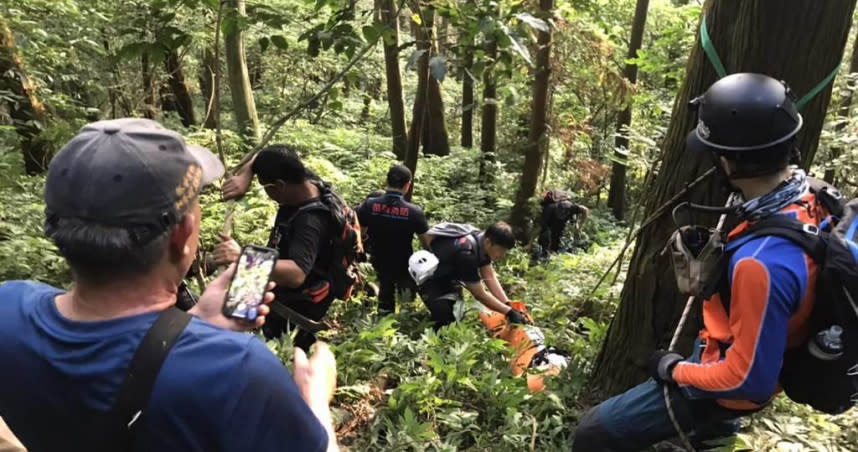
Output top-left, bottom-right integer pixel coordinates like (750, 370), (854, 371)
(700, 15), (727, 79)
(699, 14), (840, 111)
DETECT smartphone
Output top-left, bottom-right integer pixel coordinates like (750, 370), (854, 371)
(222, 245), (279, 321)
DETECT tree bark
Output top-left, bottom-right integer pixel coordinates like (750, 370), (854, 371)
(200, 47), (218, 129)
(592, 0), (856, 396)
(0, 16), (50, 174)
(224, 0), (260, 142)
(422, 71), (451, 156)
(825, 34), (858, 183)
(420, 9), (450, 157)
(479, 38), (498, 181)
(509, 0), (554, 237)
(378, 0), (408, 159)
(141, 52), (156, 119)
(607, 0), (650, 220)
(461, 13), (475, 148)
(405, 6), (430, 195)
(164, 49), (197, 127)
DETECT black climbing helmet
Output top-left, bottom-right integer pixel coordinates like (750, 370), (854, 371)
(686, 73), (803, 154)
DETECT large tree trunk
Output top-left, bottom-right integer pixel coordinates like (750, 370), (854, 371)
(509, 0), (554, 237)
(378, 0), (408, 159)
(479, 38), (498, 181)
(420, 9), (450, 157)
(405, 7), (430, 196)
(422, 73), (451, 156)
(164, 49), (197, 127)
(592, 0), (856, 396)
(0, 16), (50, 174)
(224, 0), (260, 142)
(825, 35), (858, 183)
(199, 47), (218, 129)
(607, 0), (650, 220)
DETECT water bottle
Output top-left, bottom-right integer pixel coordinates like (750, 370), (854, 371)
(808, 325), (845, 360)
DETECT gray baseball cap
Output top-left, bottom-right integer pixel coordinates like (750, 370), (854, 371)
(44, 118), (224, 243)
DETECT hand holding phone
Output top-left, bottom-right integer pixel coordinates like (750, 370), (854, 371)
(222, 245), (279, 321)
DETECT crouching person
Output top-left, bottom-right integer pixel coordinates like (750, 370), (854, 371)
(574, 74), (822, 451)
(411, 221), (528, 330)
(0, 119), (338, 451)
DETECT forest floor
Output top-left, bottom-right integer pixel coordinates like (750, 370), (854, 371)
(1, 123), (857, 451)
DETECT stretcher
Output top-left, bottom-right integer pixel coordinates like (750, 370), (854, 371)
(478, 300), (569, 392)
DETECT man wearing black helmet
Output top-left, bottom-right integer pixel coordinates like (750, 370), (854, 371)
(574, 73), (824, 451)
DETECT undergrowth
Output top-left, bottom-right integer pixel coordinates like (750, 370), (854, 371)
(1, 123), (856, 451)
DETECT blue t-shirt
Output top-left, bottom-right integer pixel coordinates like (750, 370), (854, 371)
(0, 281), (328, 452)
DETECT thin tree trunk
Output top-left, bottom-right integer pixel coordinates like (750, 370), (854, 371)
(378, 0), (408, 159)
(825, 34), (858, 183)
(607, 0), (650, 220)
(593, 0), (856, 396)
(224, 0), (260, 142)
(200, 47), (218, 129)
(420, 9), (450, 157)
(141, 52), (156, 119)
(461, 21), (475, 148)
(479, 38), (497, 181)
(509, 0), (554, 237)
(164, 49), (197, 127)
(0, 16), (50, 174)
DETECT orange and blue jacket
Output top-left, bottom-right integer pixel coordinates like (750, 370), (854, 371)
(672, 192), (826, 410)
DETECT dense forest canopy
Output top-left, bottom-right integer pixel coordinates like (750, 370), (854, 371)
(2, 0), (858, 450)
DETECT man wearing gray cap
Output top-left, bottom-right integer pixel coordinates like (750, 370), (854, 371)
(0, 119), (339, 451)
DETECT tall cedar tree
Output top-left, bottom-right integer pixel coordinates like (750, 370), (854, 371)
(377, 0), (408, 159)
(593, 0), (857, 395)
(405, 5), (430, 189)
(479, 37), (498, 181)
(606, 0), (650, 220)
(0, 16), (50, 174)
(225, 0), (260, 142)
(509, 0), (554, 236)
(421, 10), (451, 157)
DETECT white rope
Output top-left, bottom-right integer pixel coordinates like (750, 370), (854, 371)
(663, 193), (737, 451)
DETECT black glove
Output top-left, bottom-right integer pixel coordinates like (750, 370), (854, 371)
(505, 308), (529, 325)
(648, 350), (683, 384)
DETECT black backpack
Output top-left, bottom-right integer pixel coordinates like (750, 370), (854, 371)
(714, 181), (858, 414)
(289, 181), (365, 301)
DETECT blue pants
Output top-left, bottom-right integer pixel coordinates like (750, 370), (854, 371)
(573, 342), (750, 451)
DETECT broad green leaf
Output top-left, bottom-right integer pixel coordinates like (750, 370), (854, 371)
(500, 25), (532, 66)
(270, 35), (288, 50)
(259, 36), (270, 52)
(514, 13), (549, 33)
(362, 24), (380, 43)
(429, 55), (447, 82)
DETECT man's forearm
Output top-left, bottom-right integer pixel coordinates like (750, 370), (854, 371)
(272, 260), (307, 288)
(484, 277), (509, 304)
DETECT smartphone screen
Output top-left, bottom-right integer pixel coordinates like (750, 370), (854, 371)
(222, 245), (278, 321)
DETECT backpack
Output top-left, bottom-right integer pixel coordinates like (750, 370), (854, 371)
(290, 181), (365, 300)
(541, 189), (569, 206)
(713, 181), (858, 414)
(427, 222), (480, 238)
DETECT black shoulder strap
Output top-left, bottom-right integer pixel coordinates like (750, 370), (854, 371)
(741, 215), (826, 263)
(96, 307), (191, 451)
(713, 215), (826, 316)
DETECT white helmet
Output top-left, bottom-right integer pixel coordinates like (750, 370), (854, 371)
(408, 250), (439, 285)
